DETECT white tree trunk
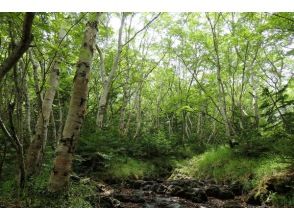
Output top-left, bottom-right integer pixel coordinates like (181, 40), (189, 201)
(96, 13), (126, 128)
(48, 13), (99, 192)
(26, 59), (60, 176)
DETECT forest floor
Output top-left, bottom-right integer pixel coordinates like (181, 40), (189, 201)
(1, 147), (294, 208)
(87, 178), (266, 208)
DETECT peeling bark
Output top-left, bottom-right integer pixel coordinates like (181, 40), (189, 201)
(48, 13), (100, 192)
(26, 55), (60, 176)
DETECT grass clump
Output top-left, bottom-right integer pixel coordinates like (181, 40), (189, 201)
(104, 157), (156, 180)
(171, 146), (287, 191)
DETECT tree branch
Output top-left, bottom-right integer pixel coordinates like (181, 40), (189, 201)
(0, 115), (18, 150)
(0, 12), (35, 82)
(122, 13), (161, 47)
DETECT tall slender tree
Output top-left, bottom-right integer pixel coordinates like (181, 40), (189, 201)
(96, 13), (126, 129)
(26, 29), (64, 176)
(48, 13), (100, 192)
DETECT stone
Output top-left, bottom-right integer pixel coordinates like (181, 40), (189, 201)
(155, 184), (168, 194)
(230, 182), (243, 196)
(217, 190), (235, 200)
(223, 201), (243, 208)
(86, 195), (121, 208)
(129, 180), (145, 189)
(205, 185), (234, 200)
(166, 185), (184, 196)
(246, 191), (262, 206)
(205, 185), (221, 197)
(189, 188), (208, 203)
(178, 188), (208, 203)
(114, 194), (146, 203)
(267, 177), (294, 194)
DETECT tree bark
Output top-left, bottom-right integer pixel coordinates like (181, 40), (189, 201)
(29, 49), (43, 108)
(26, 55), (60, 176)
(50, 110), (57, 150)
(56, 91), (63, 146)
(48, 13), (99, 192)
(119, 83), (130, 135)
(23, 63), (32, 147)
(0, 13), (35, 82)
(96, 13), (126, 129)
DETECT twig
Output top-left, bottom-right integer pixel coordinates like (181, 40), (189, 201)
(122, 13), (161, 47)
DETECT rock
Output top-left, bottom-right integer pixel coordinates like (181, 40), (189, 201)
(143, 181), (156, 186)
(153, 197), (181, 208)
(223, 201), (243, 208)
(246, 195), (262, 206)
(267, 176), (294, 194)
(143, 190), (153, 196)
(155, 184), (168, 194)
(99, 196), (121, 208)
(166, 184), (208, 203)
(167, 179), (201, 188)
(166, 185), (184, 196)
(129, 180), (145, 189)
(188, 188), (208, 203)
(177, 188), (208, 203)
(205, 186), (234, 200)
(114, 194), (145, 203)
(205, 185), (221, 197)
(86, 195), (120, 208)
(143, 183), (167, 193)
(230, 182), (243, 196)
(144, 203), (155, 208)
(129, 180), (156, 190)
(246, 191), (262, 206)
(217, 190), (235, 200)
(95, 182), (109, 193)
(166, 203), (182, 208)
(142, 183), (157, 191)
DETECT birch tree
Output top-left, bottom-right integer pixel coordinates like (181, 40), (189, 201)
(48, 13), (100, 192)
(26, 29), (64, 176)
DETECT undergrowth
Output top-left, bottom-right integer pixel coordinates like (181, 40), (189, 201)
(170, 146), (291, 206)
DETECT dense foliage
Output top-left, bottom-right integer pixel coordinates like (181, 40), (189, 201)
(0, 12), (293, 207)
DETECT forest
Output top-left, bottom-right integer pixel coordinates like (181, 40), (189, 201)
(0, 12), (293, 208)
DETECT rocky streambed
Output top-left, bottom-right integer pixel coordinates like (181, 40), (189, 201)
(86, 179), (266, 208)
